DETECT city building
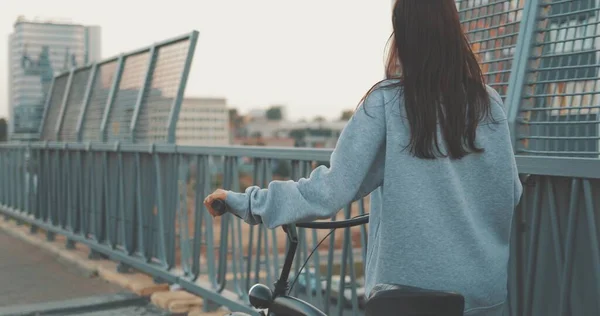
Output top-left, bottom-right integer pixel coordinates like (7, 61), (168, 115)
(230, 103), (348, 148)
(176, 97), (230, 146)
(281, 121), (347, 148)
(236, 115), (346, 148)
(7, 16), (101, 140)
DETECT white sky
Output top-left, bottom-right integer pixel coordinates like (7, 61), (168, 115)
(0, 0), (393, 121)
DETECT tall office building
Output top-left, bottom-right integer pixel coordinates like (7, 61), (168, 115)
(175, 97), (230, 146)
(7, 16), (101, 140)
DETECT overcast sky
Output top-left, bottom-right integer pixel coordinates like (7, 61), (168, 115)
(0, 0), (393, 121)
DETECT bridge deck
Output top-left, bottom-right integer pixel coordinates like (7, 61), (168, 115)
(0, 229), (122, 308)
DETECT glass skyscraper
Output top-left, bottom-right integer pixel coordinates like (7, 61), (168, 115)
(7, 16), (101, 140)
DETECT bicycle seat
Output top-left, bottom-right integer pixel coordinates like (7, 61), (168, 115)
(365, 284), (465, 316)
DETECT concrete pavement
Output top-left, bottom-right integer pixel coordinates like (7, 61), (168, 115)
(0, 228), (122, 308)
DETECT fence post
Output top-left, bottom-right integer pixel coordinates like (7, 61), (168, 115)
(76, 64), (98, 142)
(130, 46), (158, 143)
(166, 31), (199, 144)
(504, 0), (542, 153)
(100, 55), (125, 142)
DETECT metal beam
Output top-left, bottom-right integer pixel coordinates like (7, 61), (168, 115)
(37, 77), (56, 138)
(54, 70), (75, 141)
(515, 155), (600, 179)
(504, 0), (542, 152)
(130, 46), (158, 143)
(98, 31), (198, 66)
(100, 55), (125, 142)
(76, 64), (99, 142)
(166, 31), (199, 143)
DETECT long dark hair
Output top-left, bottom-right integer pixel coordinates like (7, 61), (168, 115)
(365, 0), (492, 160)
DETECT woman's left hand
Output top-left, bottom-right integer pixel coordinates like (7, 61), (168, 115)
(204, 189), (228, 217)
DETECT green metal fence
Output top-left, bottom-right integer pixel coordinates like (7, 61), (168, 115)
(459, 0), (600, 158)
(1, 1), (600, 316)
(38, 31), (198, 144)
(457, 0), (524, 98)
(0, 144), (598, 316)
(516, 0), (600, 157)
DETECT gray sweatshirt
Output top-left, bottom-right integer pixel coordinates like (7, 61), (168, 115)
(225, 81), (522, 315)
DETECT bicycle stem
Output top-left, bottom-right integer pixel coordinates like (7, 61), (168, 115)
(273, 224), (298, 297)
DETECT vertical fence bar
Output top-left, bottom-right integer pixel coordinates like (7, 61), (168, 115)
(100, 55), (125, 142)
(16, 148), (23, 213)
(153, 153), (168, 267)
(130, 46), (157, 143)
(166, 31), (199, 143)
(582, 180), (600, 313)
(558, 179), (581, 316)
(505, 0), (542, 151)
(76, 63), (98, 142)
(524, 179), (543, 316)
(0, 149), (4, 210)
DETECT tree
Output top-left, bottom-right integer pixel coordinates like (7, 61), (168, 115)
(340, 110), (354, 121)
(229, 108), (247, 137)
(289, 129), (306, 141)
(0, 118), (7, 142)
(229, 109), (246, 126)
(313, 116), (326, 122)
(228, 109), (238, 124)
(266, 106), (283, 121)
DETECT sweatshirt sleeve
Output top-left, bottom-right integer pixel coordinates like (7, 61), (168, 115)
(225, 88), (387, 229)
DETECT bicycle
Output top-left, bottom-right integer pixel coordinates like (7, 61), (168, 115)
(211, 200), (465, 316)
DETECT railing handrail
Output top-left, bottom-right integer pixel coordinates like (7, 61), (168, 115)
(2, 141), (599, 179)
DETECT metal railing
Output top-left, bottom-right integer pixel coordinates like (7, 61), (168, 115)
(0, 1), (599, 316)
(39, 31), (198, 144)
(459, 0), (600, 158)
(509, 156), (600, 316)
(0, 143), (367, 315)
(0, 143), (598, 316)
(512, 0), (600, 158)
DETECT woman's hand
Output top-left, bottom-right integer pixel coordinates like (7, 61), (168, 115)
(204, 189), (228, 217)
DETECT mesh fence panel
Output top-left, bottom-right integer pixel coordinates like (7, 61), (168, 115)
(457, 0), (525, 98)
(39, 33), (196, 143)
(41, 74), (70, 141)
(104, 51), (151, 143)
(81, 60), (119, 142)
(135, 40), (191, 143)
(517, 0), (600, 157)
(58, 67), (92, 141)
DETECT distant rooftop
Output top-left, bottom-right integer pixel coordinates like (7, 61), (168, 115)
(184, 97), (227, 105)
(14, 15), (85, 27)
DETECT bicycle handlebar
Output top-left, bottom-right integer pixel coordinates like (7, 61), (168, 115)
(209, 199), (368, 315)
(211, 199), (228, 216)
(210, 199), (369, 229)
(296, 214), (369, 229)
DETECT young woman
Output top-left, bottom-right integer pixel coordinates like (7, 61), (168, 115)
(205, 1), (522, 314)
